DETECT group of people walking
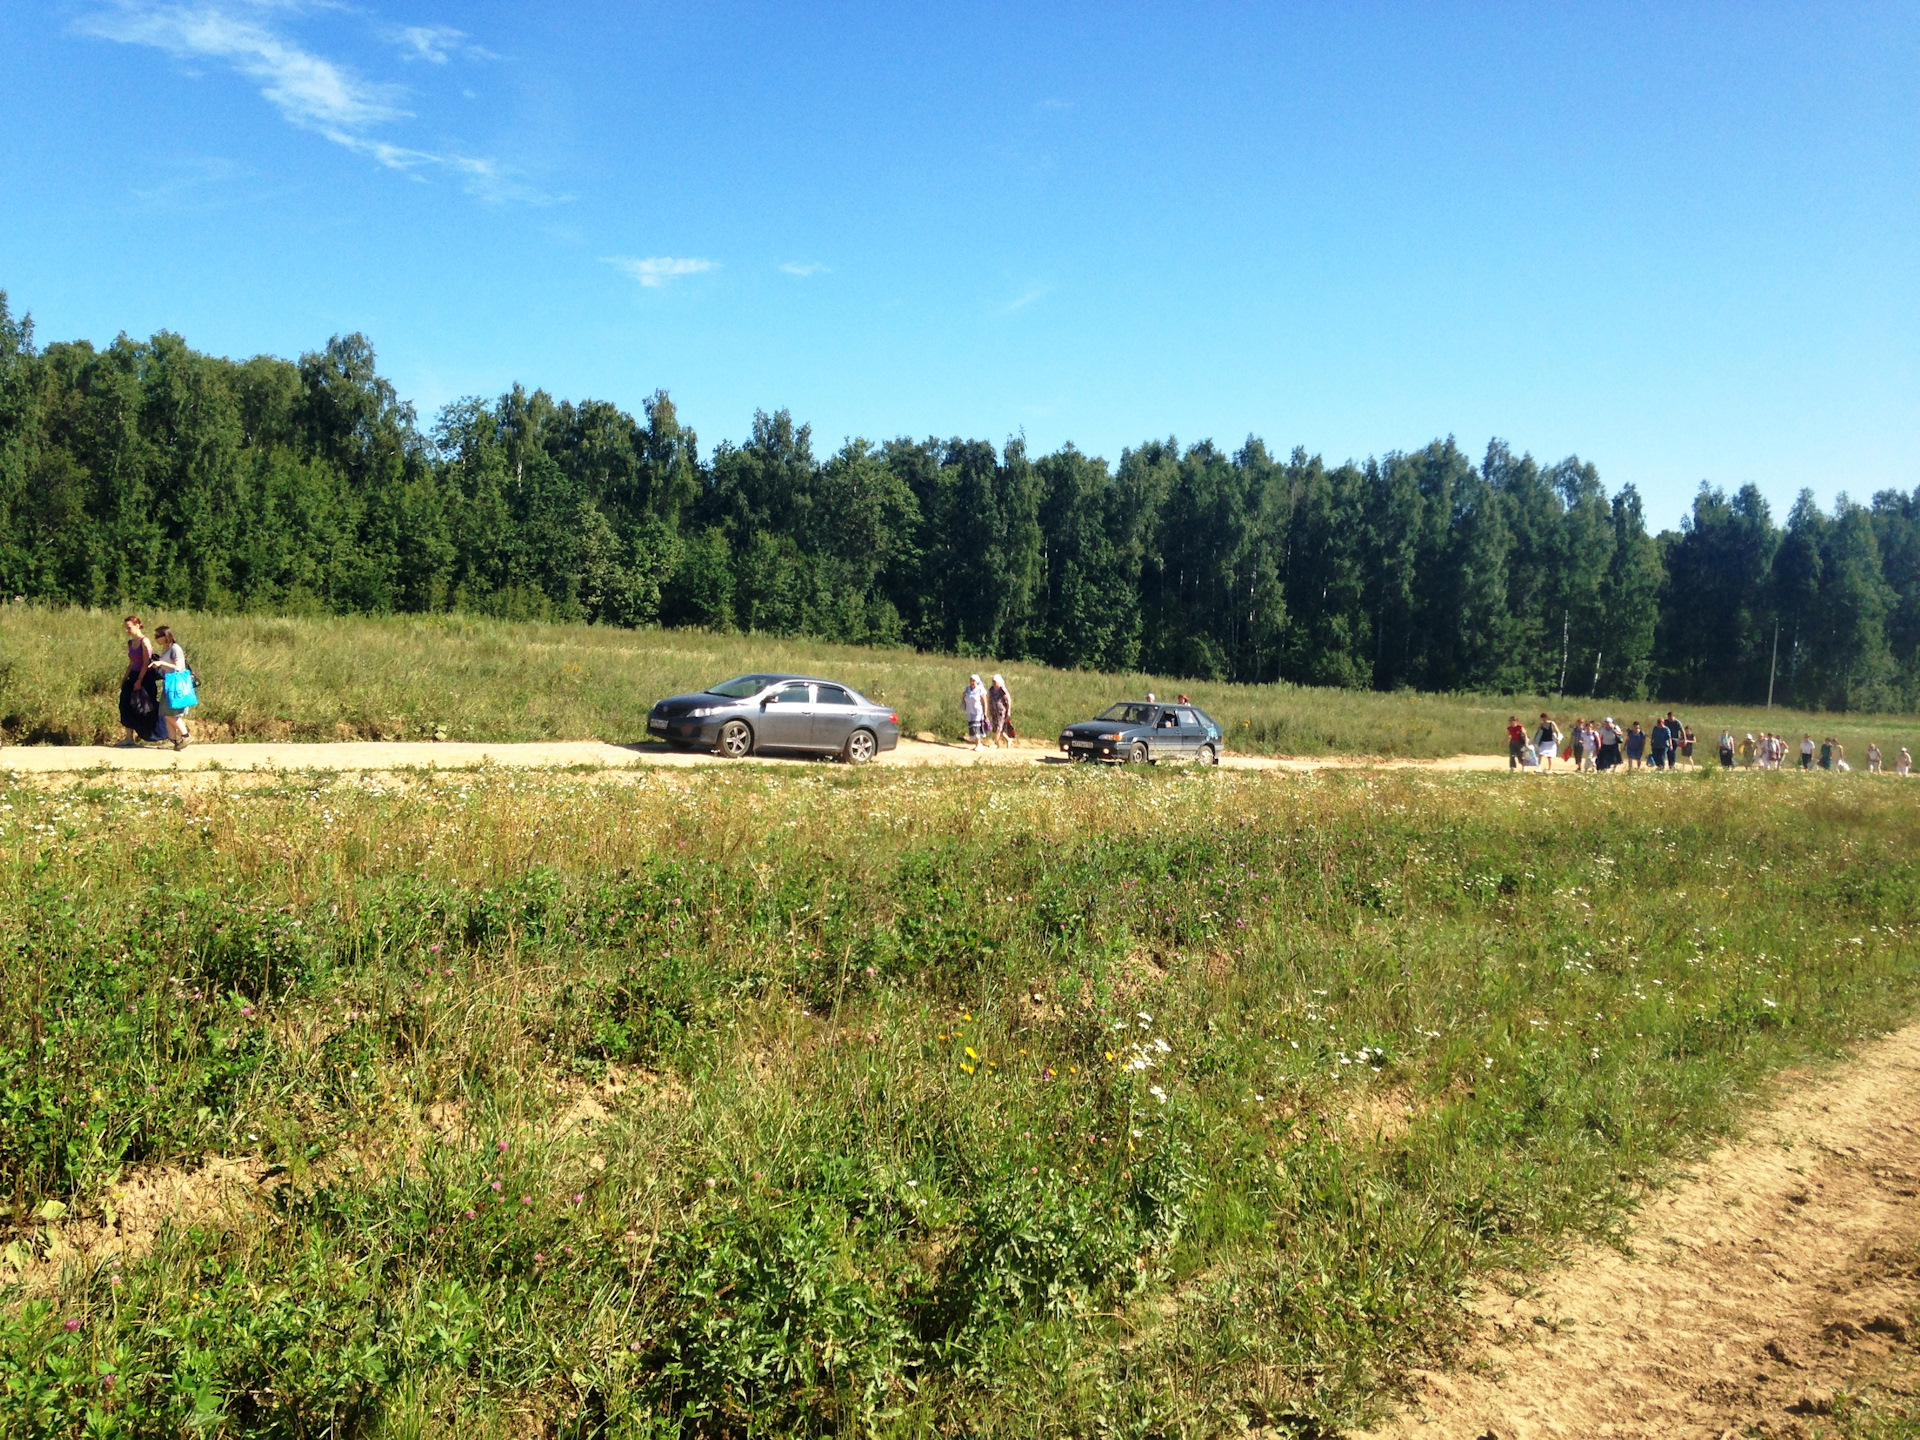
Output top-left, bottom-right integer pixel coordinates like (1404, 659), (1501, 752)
(1508, 711), (1910, 776)
(118, 615), (197, 750)
(1509, 712), (1695, 772)
(961, 673), (1015, 753)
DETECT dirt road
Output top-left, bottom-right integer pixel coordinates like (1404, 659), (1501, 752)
(0, 737), (1513, 775)
(1359, 1022), (1920, 1439)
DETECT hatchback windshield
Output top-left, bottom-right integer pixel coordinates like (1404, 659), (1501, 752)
(1097, 703), (1157, 725)
(706, 674), (784, 699)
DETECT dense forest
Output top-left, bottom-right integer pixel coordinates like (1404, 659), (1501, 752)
(0, 293), (1914, 709)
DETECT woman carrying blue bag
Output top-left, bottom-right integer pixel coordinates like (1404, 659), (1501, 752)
(149, 624), (198, 751)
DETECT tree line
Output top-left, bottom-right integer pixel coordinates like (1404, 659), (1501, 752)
(0, 294), (1913, 710)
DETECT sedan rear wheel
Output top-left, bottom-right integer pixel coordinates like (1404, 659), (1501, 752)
(1130, 741), (1150, 765)
(844, 728), (878, 765)
(717, 719), (754, 758)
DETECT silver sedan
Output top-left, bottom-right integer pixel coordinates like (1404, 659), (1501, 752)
(646, 674), (902, 763)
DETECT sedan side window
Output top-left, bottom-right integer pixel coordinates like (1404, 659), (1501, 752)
(814, 685), (856, 706)
(767, 683), (812, 705)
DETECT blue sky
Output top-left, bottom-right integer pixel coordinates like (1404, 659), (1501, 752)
(2, 2), (1915, 527)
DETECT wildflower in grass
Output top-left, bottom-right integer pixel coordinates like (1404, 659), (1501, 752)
(1149, 1084), (1167, 1103)
(464, 1208), (476, 1219)
(520, 1195), (532, 1206)
(573, 1193), (584, 1204)
(62, 1318), (81, 1332)
(491, 1180), (502, 1191)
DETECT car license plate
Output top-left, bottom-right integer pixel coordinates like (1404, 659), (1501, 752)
(648, 718), (667, 731)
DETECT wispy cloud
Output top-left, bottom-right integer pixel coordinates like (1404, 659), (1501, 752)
(779, 261), (830, 277)
(81, 2), (407, 131)
(79, 2), (543, 203)
(1003, 284), (1050, 313)
(392, 23), (495, 65)
(604, 256), (719, 288)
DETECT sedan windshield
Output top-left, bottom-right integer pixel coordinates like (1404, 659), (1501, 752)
(706, 674), (785, 699)
(1096, 703), (1157, 725)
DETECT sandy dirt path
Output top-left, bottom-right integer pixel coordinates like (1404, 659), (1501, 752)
(0, 738), (1513, 775)
(1358, 1022), (1920, 1440)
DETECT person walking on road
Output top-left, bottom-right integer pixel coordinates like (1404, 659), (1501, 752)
(148, 624), (195, 751)
(1625, 721), (1647, 772)
(117, 615), (168, 746)
(1801, 734), (1816, 770)
(1680, 723), (1696, 767)
(1899, 747), (1912, 777)
(1534, 713), (1561, 771)
(1868, 742), (1883, 773)
(1649, 717), (1670, 771)
(962, 675), (989, 752)
(1507, 715), (1527, 770)
(987, 674), (1013, 748)
(1718, 729), (1736, 768)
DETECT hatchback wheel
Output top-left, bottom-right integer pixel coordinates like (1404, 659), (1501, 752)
(1130, 741), (1150, 765)
(1197, 742), (1217, 766)
(717, 720), (753, 758)
(844, 728), (877, 764)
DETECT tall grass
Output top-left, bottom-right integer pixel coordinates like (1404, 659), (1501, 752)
(1, 603), (1915, 759)
(2, 764), (1917, 1435)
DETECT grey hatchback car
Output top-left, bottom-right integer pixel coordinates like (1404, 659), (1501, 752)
(647, 674), (902, 763)
(1058, 701), (1223, 765)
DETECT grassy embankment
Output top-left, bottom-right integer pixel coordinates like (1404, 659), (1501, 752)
(1, 762), (1918, 1436)
(1, 604), (1916, 760)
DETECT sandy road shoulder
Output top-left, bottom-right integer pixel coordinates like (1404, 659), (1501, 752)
(1356, 1022), (1920, 1440)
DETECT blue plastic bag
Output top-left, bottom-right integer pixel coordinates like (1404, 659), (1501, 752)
(163, 670), (199, 710)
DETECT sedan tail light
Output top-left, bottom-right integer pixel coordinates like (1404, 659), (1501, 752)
(889, 712), (899, 724)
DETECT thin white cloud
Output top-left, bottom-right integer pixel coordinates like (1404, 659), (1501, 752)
(81, 2), (407, 131)
(604, 256), (719, 288)
(79, 2), (543, 203)
(392, 24), (496, 65)
(779, 261), (830, 277)
(1003, 284), (1050, 313)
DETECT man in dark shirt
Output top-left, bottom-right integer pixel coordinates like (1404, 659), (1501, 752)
(1650, 718), (1671, 771)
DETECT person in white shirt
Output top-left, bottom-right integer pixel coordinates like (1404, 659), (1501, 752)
(962, 675), (988, 752)
(148, 624), (194, 751)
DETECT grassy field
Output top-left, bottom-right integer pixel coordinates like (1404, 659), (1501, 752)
(1, 604), (1916, 761)
(1, 761), (1917, 1436)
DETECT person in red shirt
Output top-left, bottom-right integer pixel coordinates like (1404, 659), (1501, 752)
(1507, 715), (1527, 770)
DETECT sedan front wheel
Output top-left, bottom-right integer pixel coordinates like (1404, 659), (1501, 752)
(717, 720), (754, 758)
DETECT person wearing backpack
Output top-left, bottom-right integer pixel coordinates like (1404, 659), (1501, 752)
(149, 624), (198, 751)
